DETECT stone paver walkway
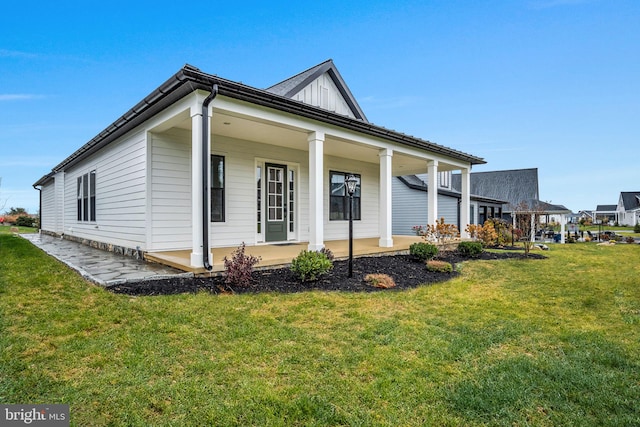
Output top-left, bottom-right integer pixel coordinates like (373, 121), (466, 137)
(22, 233), (189, 286)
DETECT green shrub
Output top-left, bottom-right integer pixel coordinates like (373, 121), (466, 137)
(634, 223), (640, 233)
(291, 250), (333, 282)
(15, 216), (35, 227)
(223, 243), (261, 288)
(409, 242), (438, 261)
(457, 241), (483, 258)
(426, 260), (453, 273)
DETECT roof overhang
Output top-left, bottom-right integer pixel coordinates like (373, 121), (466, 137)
(35, 64), (486, 185)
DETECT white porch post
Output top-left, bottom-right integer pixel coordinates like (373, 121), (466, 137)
(427, 160), (438, 225)
(560, 214), (566, 244)
(190, 107), (211, 267)
(460, 167), (471, 238)
(308, 131), (324, 251)
(379, 149), (393, 247)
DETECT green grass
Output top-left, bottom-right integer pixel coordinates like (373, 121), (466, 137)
(1, 235), (639, 426)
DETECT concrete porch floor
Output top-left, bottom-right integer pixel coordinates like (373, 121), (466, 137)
(145, 235), (423, 274)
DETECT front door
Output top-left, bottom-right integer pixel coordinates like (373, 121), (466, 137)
(265, 163), (288, 242)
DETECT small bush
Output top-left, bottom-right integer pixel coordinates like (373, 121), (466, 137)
(409, 242), (438, 261)
(634, 223), (640, 233)
(224, 243), (261, 288)
(15, 216), (35, 227)
(291, 250), (333, 282)
(457, 241), (483, 258)
(426, 260), (453, 273)
(364, 273), (396, 289)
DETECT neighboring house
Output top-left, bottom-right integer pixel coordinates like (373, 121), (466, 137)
(451, 168), (539, 219)
(617, 192), (640, 226)
(594, 204), (618, 224)
(34, 60), (485, 270)
(393, 167), (573, 241)
(392, 173), (505, 235)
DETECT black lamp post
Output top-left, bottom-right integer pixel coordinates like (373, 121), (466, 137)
(345, 174), (358, 278)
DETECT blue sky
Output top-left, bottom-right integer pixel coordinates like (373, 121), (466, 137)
(1, 0), (638, 214)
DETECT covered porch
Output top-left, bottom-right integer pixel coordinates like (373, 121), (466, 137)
(145, 235), (423, 274)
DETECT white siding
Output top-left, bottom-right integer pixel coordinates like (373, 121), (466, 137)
(291, 72), (355, 118)
(208, 135), (310, 248)
(149, 130), (192, 251)
(40, 181), (56, 232)
(62, 130), (147, 249)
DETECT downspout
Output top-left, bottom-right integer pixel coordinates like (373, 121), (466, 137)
(201, 84), (218, 271)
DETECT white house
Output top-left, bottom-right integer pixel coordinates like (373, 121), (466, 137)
(617, 192), (640, 226)
(34, 60), (485, 270)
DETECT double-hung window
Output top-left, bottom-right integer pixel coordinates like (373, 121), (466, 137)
(77, 170), (96, 222)
(329, 171), (361, 221)
(211, 155), (225, 222)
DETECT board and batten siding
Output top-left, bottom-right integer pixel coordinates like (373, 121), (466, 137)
(62, 130), (148, 249)
(149, 130), (192, 251)
(291, 72), (355, 119)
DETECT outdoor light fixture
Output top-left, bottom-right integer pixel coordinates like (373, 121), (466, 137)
(345, 174), (358, 278)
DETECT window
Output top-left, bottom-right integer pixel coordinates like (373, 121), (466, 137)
(330, 171), (361, 221)
(211, 155), (225, 222)
(439, 171), (450, 189)
(77, 171), (96, 222)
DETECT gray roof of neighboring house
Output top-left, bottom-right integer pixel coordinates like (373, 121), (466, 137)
(596, 204), (618, 212)
(266, 59), (368, 122)
(451, 168), (539, 209)
(620, 192), (640, 211)
(34, 62), (485, 186)
(397, 175), (507, 205)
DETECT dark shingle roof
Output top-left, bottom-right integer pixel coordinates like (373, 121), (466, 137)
(451, 168), (539, 208)
(596, 204), (617, 212)
(620, 192), (640, 210)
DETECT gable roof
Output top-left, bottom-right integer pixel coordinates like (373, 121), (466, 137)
(620, 191), (640, 211)
(265, 59), (368, 122)
(451, 168), (539, 209)
(34, 63), (485, 186)
(596, 204), (617, 212)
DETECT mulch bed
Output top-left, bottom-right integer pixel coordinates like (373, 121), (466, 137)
(107, 248), (546, 296)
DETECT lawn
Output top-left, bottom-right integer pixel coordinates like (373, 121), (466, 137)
(1, 233), (639, 426)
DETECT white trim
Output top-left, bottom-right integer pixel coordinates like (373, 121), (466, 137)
(427, 160), (438, 226)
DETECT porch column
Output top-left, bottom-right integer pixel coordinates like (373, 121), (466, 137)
(308, 131), (324, 251)
(190, 107), (211, 267)
(379, 149), (393, 247)
(427, 160), (438, 225)
(460, 167), (471, 238)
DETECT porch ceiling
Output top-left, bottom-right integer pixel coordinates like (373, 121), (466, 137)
(169, 109), (463, 175)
